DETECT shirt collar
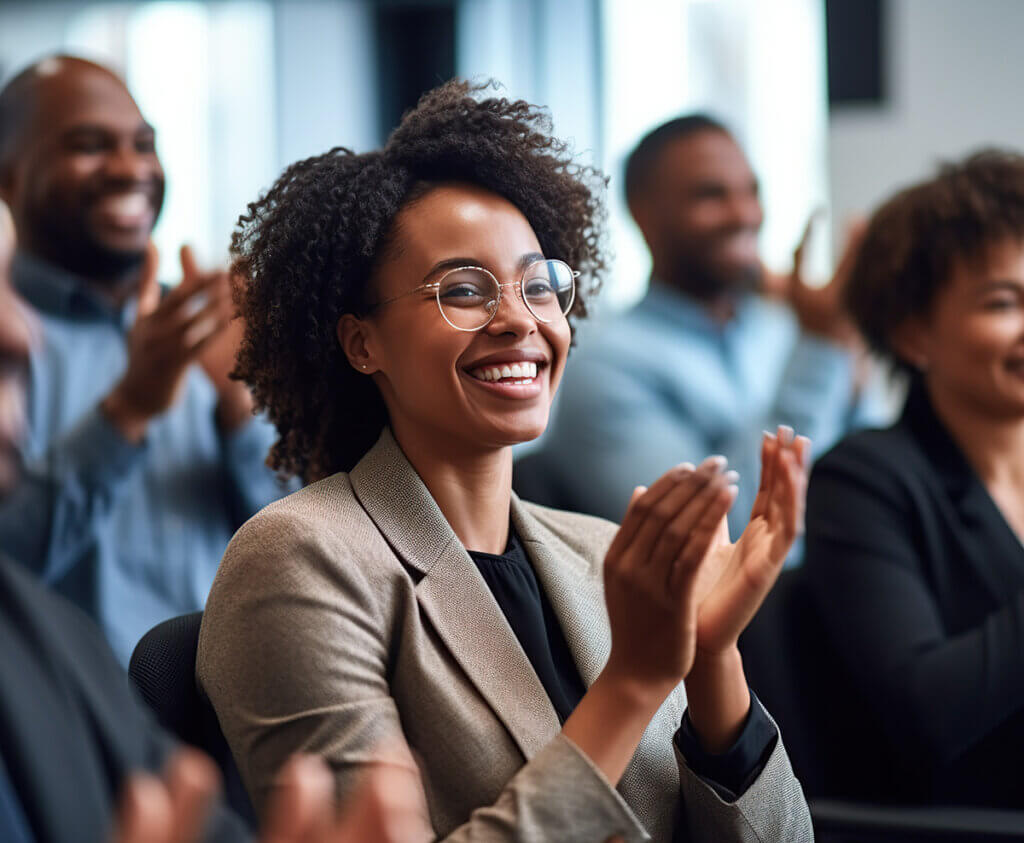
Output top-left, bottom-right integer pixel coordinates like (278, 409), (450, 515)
(12, 252), (134, 327)
(638, 278), (759, 337)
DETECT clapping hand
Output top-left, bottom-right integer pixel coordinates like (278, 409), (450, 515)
(763, 211), (865, 347)
(180, 246), (255, 432)
(694, 426), (810, 657)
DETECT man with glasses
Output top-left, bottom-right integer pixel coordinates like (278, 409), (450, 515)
(529, 115), (888, 539)
(0, 55), (290, 663)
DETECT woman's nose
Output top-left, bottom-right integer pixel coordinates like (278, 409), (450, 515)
(485, 283), (536, 336)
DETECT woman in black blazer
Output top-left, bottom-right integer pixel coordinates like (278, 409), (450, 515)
(805, 150), (1024, 808)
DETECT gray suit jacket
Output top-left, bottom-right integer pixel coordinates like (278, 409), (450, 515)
(198, 429), (812, 841)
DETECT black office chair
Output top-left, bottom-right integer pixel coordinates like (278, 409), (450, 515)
(740, 569), (1024, 842)
(130, 612), (256, 829)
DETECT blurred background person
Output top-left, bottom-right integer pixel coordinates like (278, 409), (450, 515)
(0, 198), (420, 843)
(529, 115), (887, 531)
(0, 55), (289, 664)
(0, 197), (248, 843)
(805, 150), (1024, 807)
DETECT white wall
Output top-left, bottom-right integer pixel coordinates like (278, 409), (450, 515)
(829, 0), (1024, 229)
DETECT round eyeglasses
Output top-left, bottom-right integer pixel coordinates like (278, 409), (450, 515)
(373, 259), (578, 332)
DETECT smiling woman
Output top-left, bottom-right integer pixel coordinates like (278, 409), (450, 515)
(198, 79), (814, 841)
(805, 150), (1024, 806)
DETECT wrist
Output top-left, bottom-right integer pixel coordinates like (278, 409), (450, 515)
(101, 384), (151, 443)
(214, 382), (254, 432)
(600, 656), (680, 712)
(685, 645), (750, 754)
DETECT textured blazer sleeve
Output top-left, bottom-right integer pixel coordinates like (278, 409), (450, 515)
(675, 709), (813, 842)
(198, 506), (648, 842)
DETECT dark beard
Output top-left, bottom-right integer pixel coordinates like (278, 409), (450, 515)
(666, 250), (762, 302)
(26, 206), (147, 286)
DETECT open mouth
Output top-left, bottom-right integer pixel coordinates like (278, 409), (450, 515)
(93, 190), (156, 230)
(468, 361), (541, 386)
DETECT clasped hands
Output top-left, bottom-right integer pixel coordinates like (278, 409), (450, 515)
(602, 426), (809, 691)
(102, 243), (253, 441)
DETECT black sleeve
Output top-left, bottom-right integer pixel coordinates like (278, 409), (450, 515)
(674, 690), (778, 800)
(804, 443), (1024, 768)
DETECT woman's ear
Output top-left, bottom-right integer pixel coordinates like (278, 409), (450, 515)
(337, 314), (379, 375)
(890, 316), (931, 372)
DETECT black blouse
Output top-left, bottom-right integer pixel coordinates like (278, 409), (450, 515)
(468, 526), (777, 799)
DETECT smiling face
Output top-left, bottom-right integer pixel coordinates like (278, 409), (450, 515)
(0, 58), (164, 283)
(900, 238), (1024, 419)
(340, 183), (572, 456)
(635, 129), (763, 298)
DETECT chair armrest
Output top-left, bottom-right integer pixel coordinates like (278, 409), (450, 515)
(810, 798), (1024, 842)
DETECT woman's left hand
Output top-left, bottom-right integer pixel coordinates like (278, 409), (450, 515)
(693, 426), (810, 656)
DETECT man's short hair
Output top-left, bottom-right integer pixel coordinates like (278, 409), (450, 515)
(623, 113), (730, 207)
(845, 149), (1024, 371)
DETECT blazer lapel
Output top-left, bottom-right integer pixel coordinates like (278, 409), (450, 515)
(349, 430), (559, 759)
(903, 382), (1024, 599)
(511, 496), (610, 689)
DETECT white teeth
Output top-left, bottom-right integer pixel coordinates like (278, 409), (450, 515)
(101, 192), (149, 216)
(470, 361), (542, 382)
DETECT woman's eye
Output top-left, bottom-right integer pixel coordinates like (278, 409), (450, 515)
(440, 285), (486, 300)
(524, 279), (556, 298)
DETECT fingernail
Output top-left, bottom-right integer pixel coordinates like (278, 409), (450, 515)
(675, 462), (696, 472)
(778, 425), (794, 445)
(723, 470), (739, 484)
(726, 484), (739, 498)
(707, 455), (727, 470)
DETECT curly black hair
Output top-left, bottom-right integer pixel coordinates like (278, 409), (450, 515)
(844, 148), (1024, 373)
(230, 80), (608, 482)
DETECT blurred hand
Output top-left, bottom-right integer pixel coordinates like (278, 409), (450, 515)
(180, 246), (255, 432)
(693, 426), (809, 656)
(111, 748), (428, 843)
(102, 242), (233, 442)
(767, 212), (866, 347)
(602, 456), (739, 689)
(108, 748), (220, 843)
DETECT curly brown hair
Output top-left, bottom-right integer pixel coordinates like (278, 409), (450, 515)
(230, 80), (608, 482)
(845, 149), (1024, 372)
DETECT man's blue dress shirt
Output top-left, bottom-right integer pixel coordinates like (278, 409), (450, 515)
(540, 282), (891, 538)
(0, 255), (290, 663)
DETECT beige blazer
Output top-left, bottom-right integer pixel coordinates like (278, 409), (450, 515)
(198, 429), (812, 842)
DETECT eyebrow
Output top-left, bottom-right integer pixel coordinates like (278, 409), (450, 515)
(59, 122), (156, 139)
(977, 278), (1024, 293)
(424, 251), (546, 281)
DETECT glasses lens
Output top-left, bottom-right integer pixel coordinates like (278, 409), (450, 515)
(437, 268), (500, 330)
(522, 260), (575, 323)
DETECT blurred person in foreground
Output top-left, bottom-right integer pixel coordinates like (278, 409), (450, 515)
(805, 150), (1024, 807)
(0, 55), (289, 663)
(0, 199), (420, 843)
(536, 114), (888, 532)
(199, 80), (813, 842)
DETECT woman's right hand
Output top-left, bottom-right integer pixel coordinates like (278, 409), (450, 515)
(601, 456), (738, 692)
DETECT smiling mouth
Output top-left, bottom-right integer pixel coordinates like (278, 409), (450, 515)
(93, 191), (155, 229)
(468, 361), (541, 385)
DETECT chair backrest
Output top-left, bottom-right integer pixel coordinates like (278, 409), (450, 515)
(130, 612), (256, 828)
